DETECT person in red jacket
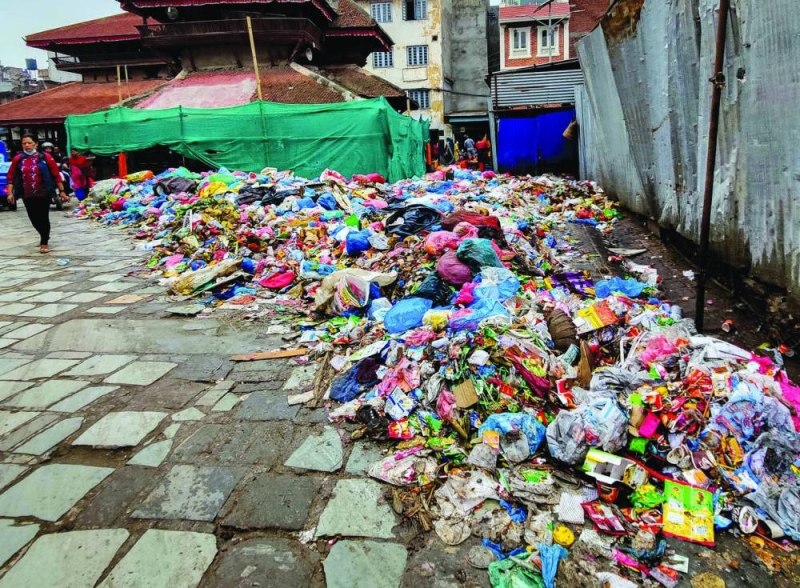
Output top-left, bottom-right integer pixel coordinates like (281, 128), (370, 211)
(7, 134), (68, 254)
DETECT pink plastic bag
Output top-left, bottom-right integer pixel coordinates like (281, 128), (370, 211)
(454, 282), (476, 306)
(437, 250), (473, 286)
(424, 231), (461, 255)
(639, 335), (678, 366)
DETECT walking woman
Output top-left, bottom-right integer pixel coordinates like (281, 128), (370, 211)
(7, 134), (69, 254)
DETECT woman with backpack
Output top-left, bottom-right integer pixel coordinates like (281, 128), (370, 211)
(7, 134), (69, 254)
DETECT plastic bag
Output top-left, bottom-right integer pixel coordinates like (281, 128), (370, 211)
(441, 210), (502, 232)
(345, 230), (371, 256)
(384, 204), (443, 237)
(449, 298), (510, 331)
(488, 559), (545, 588)
(424, 231), (461, 255)
(315, 269), (397, 313)
(595, 276), (647, 299)
(539, 544), (568, 588)
(368, 297), (393, 321)
(457, 238), (504, 272)
(478, 413), (547, 460)
(437, 250), (473, 287)
(331, 275), (371, 314)
(639, 335), (679, 366)
(384, 297), (433, 334)
(746, 479), (800, 541)
(546, 396), (628, 464)
(329, 367), (363, 403)
(258, 271), (296, 290)
(168, 258), (240, 295)
(474, 267), (520, 303)
(415, 274), (452, 306)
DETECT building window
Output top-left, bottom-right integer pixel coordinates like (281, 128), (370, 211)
(402, 0), (427, 21)
(406, 45), (428, 67)
(371, 2), (392, 23)
(373, 50), (393, 68)
(510, 28), (530, 58)
(407, 89), (430, 109)
(537, 25), (560, 56)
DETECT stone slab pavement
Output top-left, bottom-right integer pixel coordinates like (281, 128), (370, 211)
(0, 204), (793, 588)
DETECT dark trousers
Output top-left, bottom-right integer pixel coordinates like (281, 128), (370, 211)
(23, 197), (51, 246)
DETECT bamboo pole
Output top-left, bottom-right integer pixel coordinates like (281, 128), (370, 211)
(124, 65), (131, 98)
(247, 16), (263, 101)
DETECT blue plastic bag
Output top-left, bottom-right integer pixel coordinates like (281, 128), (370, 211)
(329, 366), (362, 403)
(478, 413), (547, 455)
(474, 267), (520, 303)
(384, 297), (433, 334)
(448, 298), (509, 331)
(595, 276), (647, 299)
(345, 230), (372, 256)
(318, 193), (338, 210)
(538, 544), (568, 588)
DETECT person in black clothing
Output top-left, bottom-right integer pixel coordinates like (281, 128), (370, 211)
(7, 134), (69, 253)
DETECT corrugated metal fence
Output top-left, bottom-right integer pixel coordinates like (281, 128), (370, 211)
(493, 68), (585, 108)
(576, 0), (800, 301)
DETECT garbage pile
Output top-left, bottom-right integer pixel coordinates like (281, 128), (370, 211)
(81, 165), (800, 587)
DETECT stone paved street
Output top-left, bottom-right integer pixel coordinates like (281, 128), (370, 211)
(0, 206), (796, 588)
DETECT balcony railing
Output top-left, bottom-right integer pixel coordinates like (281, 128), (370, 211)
(52, 53), (166, 72)
(136, 18), (322, 49)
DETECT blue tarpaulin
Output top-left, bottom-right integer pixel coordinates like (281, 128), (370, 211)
(497, 109), (576, 175)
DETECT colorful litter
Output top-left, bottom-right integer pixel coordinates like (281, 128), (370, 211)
(78, 164), (800, 587)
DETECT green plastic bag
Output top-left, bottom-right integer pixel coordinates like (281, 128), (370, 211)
(488, 558), (545, 588)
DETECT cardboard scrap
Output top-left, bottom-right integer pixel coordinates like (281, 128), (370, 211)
(230, 348), (308, 361)
(453, 379), (479, 409)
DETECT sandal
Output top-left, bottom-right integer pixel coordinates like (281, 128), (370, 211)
(39, 245), (50, 254)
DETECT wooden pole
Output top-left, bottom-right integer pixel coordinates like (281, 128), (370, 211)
(124, 65), (131, 98)
(116, 65), (122, 105)
(247, 16), (263, 101)
(406, 97), (411, 116)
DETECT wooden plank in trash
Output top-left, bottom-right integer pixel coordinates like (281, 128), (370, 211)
(453, 379), (479, 408)
(230, 348), (307, 361)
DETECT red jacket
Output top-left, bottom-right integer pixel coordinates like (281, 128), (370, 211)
(8, 152), (61, 199)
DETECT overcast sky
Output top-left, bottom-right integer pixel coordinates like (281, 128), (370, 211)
(0, 0), (123, 70)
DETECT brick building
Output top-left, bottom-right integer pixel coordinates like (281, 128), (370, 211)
(498, 0), (608, 70)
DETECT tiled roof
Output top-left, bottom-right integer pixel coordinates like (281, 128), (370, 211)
(0, 80), (167, 125)
(314, 66), (404, 98)
(499, 3), (571, 22)
(259, 67), (345, 104)
(136, 72), (257, 109)
(26, 13), (142, 47)
(331, 0), (377, 28)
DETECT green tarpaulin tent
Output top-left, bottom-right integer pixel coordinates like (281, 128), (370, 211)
(66, 97), (428, 181)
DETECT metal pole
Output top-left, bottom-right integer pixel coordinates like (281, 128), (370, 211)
(487, 97), (498, 171)
(696, 0), (731, 333)
(247, 16), (263, 101)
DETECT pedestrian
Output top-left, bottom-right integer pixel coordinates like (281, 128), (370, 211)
(476, 135), (491, 171)
(464, 135), (477, 159)
(69, 148), (94, 201)
(7, 134), (69, 254)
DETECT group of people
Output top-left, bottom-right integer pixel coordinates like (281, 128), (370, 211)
(6, 134), (94, 254)
(439, 134), (492, 171)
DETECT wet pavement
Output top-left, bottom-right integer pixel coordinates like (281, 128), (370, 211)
(0, 204), (797, 588)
